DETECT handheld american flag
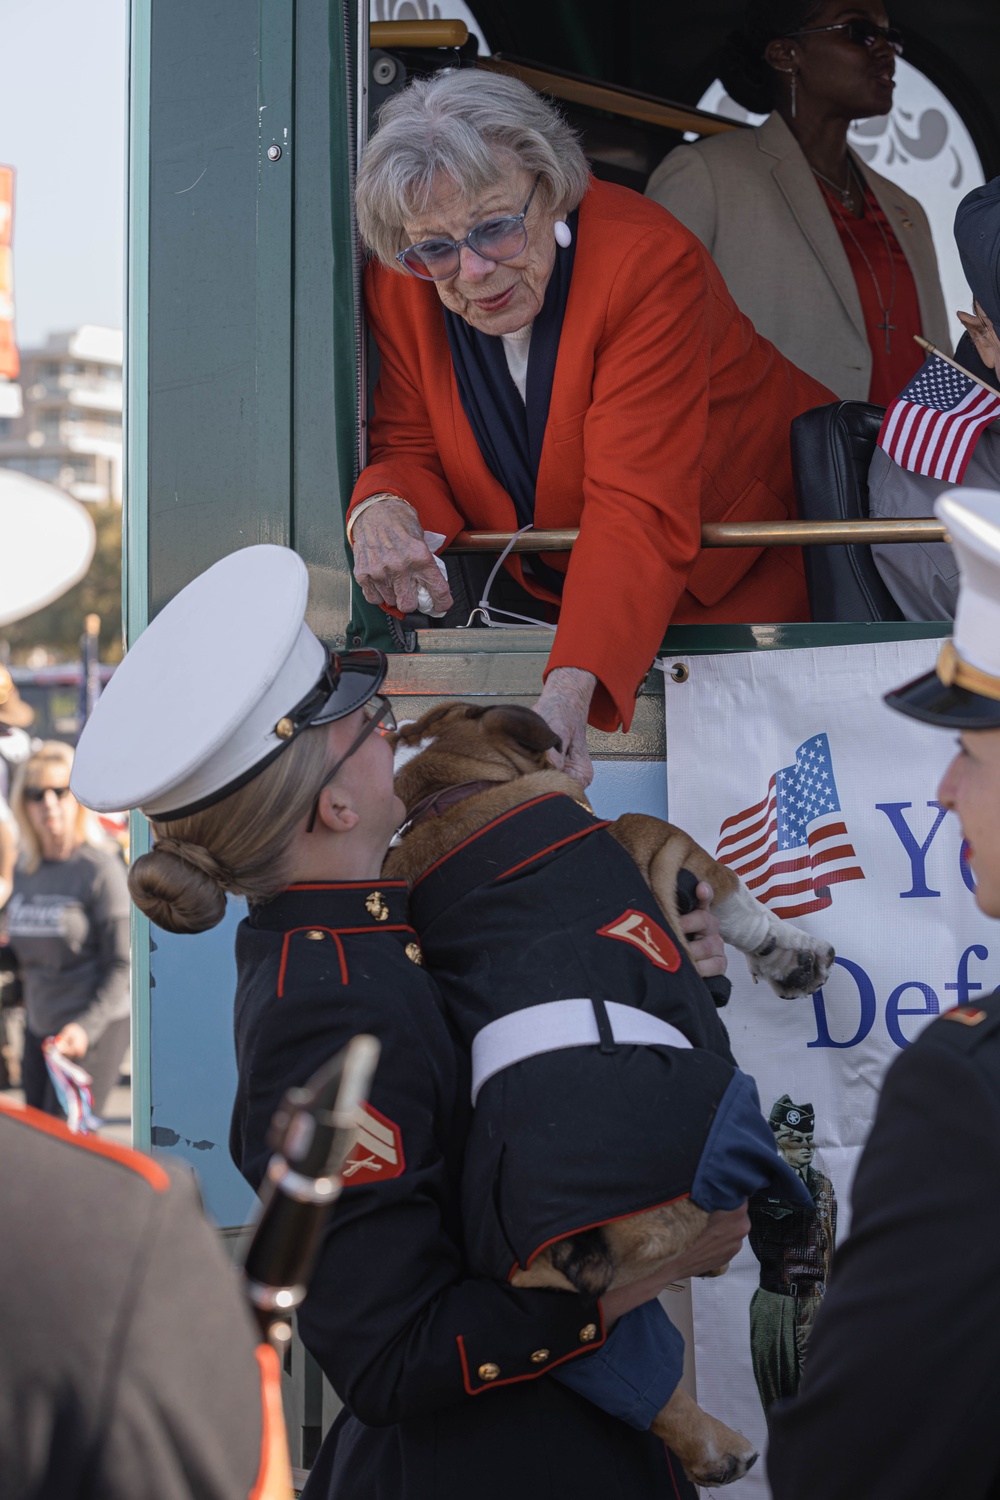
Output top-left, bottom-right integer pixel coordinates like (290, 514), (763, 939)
(716, 734), (864, 919)
(877, 352), (1000, 484)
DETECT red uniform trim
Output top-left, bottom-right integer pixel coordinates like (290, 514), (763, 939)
(456, 1304), (607, 1394)
(0, 1096), (170, 1192)
(511, 1190), (693, 1276)
(249, 1343), (293, 1500)
(411, 794), (568, 889)
(495, 821), (611, 882)
(664, 1445), (686, 1499)
(275, 924), (418, 996)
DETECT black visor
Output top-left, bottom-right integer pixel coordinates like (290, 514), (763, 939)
(291, 647), (389, 732)
(884, 668), (1000, 730)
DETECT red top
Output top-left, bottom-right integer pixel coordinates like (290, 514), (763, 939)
(820, 180), (923, 405)
(350, 179), (833, 732)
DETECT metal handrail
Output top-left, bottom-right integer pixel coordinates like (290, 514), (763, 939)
(448, 520), (948, 551)
(370, 20), (469, 48)
(476, 57), (742, 138)
(365, 24), (742, 140)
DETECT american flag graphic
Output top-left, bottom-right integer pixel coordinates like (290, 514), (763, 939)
(716, 734), (865, 919)
(877, 353), (1000, 483)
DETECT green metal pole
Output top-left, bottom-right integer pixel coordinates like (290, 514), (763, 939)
(125, 0), (152, 1152)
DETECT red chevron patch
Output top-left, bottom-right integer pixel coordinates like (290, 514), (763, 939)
(597, 909), (682, 972)
(341, 1102), (405, 1185)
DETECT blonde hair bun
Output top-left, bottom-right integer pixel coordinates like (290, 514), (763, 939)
(128, 839), (228, 934)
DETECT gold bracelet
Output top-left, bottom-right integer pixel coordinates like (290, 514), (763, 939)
(345, 492), (412, 545)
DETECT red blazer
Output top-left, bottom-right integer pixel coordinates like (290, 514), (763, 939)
(350, 179), (833, 732)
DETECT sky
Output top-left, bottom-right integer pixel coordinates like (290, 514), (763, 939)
(1, 0), (126, 350)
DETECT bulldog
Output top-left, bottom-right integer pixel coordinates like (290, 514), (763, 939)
(384, 702), (833, 1486)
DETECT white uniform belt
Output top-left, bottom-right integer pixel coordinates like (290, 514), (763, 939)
(470, 998), (693, 1105)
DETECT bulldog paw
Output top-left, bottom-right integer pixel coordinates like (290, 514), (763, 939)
(747, 924), (834, 998)
(651, 1388), (758, 1487)
(685, 1440), (759, 1488)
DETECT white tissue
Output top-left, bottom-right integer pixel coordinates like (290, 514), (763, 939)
(416, 531), (449, 616)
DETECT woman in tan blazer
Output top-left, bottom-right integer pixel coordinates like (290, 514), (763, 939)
(646, 0), (950, 402)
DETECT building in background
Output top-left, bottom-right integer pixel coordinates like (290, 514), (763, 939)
(0, 167), (18, 383)
(0, 325), (122, 505)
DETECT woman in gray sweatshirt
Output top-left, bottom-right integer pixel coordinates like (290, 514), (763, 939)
(6, 741), (130, 1118)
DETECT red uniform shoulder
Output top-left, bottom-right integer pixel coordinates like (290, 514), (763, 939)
(0, 1096), (170, 1192)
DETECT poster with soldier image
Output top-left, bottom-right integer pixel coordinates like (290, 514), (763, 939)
(748, 1096), (837, 1414)
(665, 638), (999, 1498)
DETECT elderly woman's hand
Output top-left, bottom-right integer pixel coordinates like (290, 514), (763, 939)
(351, 497), (454, 616)
(534, 667), (596, 788)
(957, 299), (1000, 375)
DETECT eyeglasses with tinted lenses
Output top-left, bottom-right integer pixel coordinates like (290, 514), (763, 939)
(23, 785), (73, 803)
(787, 19), (903, 54)
(305, 695), (397, 834)
(396, 176), (541, 282)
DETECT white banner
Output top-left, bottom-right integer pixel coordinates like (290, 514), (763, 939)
(664, 638), (996, 1498)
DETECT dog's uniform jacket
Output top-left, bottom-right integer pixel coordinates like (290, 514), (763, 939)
(768, 993), (1000, 1500)
(230, 882), (696, 1500)
(407, 793), (763, 1278)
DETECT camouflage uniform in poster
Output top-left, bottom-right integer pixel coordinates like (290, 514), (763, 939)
(747, 1096), (837, 1413)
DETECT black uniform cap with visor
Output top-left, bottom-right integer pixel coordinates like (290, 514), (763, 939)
(885, 491), (1000, 731)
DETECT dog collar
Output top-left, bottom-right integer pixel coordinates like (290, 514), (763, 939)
(396, 779), (501, 838)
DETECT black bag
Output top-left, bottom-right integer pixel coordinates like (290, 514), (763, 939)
(0, 942), (22, 1011)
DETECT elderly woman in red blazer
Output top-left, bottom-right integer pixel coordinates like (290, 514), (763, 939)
(349, 70), (832, 784)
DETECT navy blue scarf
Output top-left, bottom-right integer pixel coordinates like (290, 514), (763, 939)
(444, 212), (577, 596)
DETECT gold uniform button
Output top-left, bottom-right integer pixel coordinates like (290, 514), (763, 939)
(579, 1324), (598, 1343)
(530, 1349), (550, 1365)
(477, 1362), (501, 1382)
(405, 942), (424, 965)
(275, 716), (295, 739)
(365, 891), (390, 922)
(305, 930), (325, 941)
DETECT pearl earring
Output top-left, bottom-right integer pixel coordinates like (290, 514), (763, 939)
(554, 221), (572, 248)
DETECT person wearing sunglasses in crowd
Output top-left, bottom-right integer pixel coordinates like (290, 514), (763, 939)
(348, 68), (834, 786)
(4, 741), (130, 1118)
(70, 544), (756, 1500)
(647, 1), (950, 403)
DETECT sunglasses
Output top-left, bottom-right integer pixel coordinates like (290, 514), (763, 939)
(396, 175), (541, 282)
(786, 19), (903, 54)
(23, 785), (73, 803)
(305, 695), (397, 834)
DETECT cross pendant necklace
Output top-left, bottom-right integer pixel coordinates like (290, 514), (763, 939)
(827, 163), (898, 356)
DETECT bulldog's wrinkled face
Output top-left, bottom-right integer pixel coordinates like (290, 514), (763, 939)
(390, 702), (560, 815)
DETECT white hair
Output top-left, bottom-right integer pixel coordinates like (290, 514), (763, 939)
(356, 69), (591, 269)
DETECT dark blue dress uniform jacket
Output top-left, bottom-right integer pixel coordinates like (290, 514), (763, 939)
(407, 793), (740, 1278)
(230, 882), (692, 1500)
(768, 991), (1000, 1500)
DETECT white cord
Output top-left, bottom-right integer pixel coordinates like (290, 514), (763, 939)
(462, 524), (557, 632)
